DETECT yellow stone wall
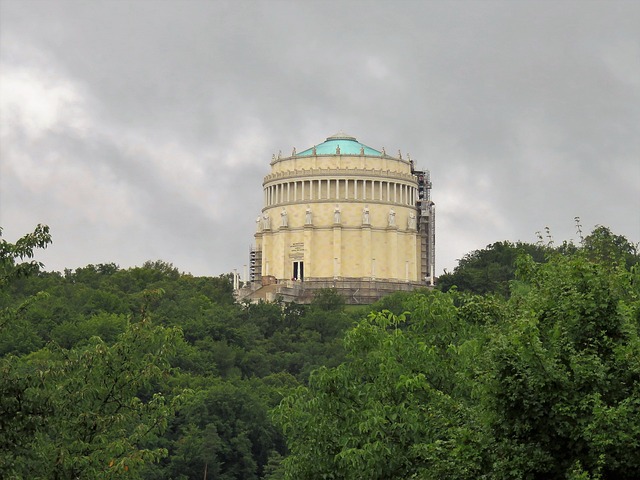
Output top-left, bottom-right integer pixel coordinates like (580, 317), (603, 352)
(255, 153), (421, 283)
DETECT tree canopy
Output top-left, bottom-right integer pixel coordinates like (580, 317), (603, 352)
(1, 224), (638, 479)
(274, 230), (640, 479)
(436, 240), (550, 296)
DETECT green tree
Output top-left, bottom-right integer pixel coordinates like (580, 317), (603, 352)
(311, 288), (345, 312)
(0, 224), (52, 287)
(484, 249), (640, 479)
(581, 225), (639, 269)
(272, 227), (639, 480)
(145, 376), (291, 480)
(1, 227), (187, 478)
(1, 316), (186, 479)
(273, 293), (489, 479)
(437, 241), (548, 297)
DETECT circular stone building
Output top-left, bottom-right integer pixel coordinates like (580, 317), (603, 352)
(245, 132), (435, 304)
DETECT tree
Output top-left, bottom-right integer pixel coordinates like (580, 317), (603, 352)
(0, 224), (52, 287)
(437, 241), (548, 297)
(1, 227), (187, 478)
(484, 249), (640, 479)
(272, 227), (640, 480)
(273, 294), (489, 479)
(311, 288), (345, 312)
(581, 225), (639, 269)
(1, 315), (187, 479)
(158, 380), (281, 480)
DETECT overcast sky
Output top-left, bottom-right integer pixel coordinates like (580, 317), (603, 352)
(1, 0), (638, 279)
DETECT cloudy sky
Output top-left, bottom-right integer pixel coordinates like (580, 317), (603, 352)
(1, 0), (638, 278)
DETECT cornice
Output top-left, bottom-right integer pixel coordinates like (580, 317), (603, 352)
(263, 168), (417, 185)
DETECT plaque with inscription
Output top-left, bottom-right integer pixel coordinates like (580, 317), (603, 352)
(289, 242), (305, 260)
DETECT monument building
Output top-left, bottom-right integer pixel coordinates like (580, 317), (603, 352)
(242, 132), (435, 304)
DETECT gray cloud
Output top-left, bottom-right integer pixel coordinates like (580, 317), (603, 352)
(1, 0), (638, 277)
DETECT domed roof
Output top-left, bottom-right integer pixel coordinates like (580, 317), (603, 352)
(296, 132), (382, 157)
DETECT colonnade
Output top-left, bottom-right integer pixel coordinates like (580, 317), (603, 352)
(264, 178), (417, 207)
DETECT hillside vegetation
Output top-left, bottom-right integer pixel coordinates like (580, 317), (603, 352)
(1, 225), (638, 479)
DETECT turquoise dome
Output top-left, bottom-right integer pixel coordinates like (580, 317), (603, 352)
(296, 132), (382, 157)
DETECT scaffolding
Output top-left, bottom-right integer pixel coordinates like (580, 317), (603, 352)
(249, 247), (262, 284)
(412, 168), (435, 285)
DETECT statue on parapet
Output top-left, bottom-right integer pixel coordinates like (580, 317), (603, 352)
(305, 205), (313, 225)
(408, 212), (416, 230)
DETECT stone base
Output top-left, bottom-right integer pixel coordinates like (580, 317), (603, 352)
(237, 277), (431, 305)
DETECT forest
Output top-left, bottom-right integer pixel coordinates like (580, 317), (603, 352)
(1, 224), (638, 479)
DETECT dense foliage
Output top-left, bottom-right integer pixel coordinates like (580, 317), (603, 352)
(1, 224), (638, 479)
(436, 240), (549, 296)
(275, 228), (639, 479)
(1, 226), (365, 479)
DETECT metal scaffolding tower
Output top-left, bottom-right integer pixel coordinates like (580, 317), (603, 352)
(412, 167), (436, 285)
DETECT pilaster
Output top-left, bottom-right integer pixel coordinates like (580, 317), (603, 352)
(304, 224), (313, 278)
(410, 230), (418, 282)
(361, 224), (372, 278)
(387, 226), (399, 279)
(279, 226), (289, 281)
(333, 223), (342, 278)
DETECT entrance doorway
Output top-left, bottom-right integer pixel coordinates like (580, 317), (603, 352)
(293, 261), (304, 281)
